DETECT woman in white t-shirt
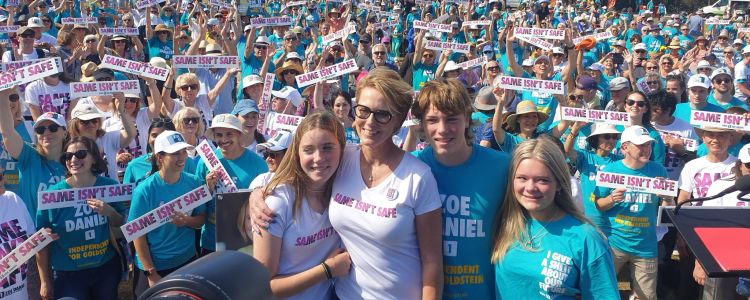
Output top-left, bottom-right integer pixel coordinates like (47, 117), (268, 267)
(103, 76), (163, 173)
(172, 107), (205, 160)
(253, 111), (351, 299)
(69, 100), (135, 181)
(24, 73), (72, 120)
(693, 143), (750, 299)
(252, 68), (443, 299)
(677, 126), (737, 203)
(161, 71), (239, 129)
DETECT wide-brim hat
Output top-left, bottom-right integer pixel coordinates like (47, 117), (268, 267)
(473, 86), (496, 111)
(694, 125), (735, 136)
(506, 100), (548, 130)
(154, 24), (173, 35)
(274, 61), (304, 81)
(585, 123), (621, 148)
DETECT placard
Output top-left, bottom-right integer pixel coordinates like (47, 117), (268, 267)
(413, 20), (452, 33)
(60, 17), (98, 25)
(495, 75), (565, 95)
(136, 0), (166, 9)
(262, 111), (303, 137)
(415, 0), (431, 4)
(37, 183), (134, 210)
(433, 14), (449, 24)
(462, 20), (491, 27)
(513, 27), (565, 40)
(257, 73), (275, 132)
(0, 26), (20, 33)
(447, 0), (469, 4)
(196, 140), (238, 193)
(424, 40), (470, 53)
(285, 0), (306, 7)
(739, 28), (750, 33)
(172, 55), (239, 69)
(560, 107), (630, 126)
(69, 80), (141, 98)
(0, 229), (55, 280)
(295, 58), (357, 88)
(100, 54), (169, 81)
(0, 57), (61, 90)
(706, 19), (731, 25)
(596, 171), (678, 197)
(322, 24), (356, 44)
(99, 27), (140, 36)
(0, 58), (59, 73)
(657, 131), (698, 152)
(208, 0), (231, 8)
(458, 56), (487, 69)
(517, 36), (553, 50)
(246, 0), (262, 8)
(121, 185), (212, 242)
(372, 20), (399, 30)
(250, 17), (292, 27)
(573, 31), (614, 45)
(690, 110), (750, 131)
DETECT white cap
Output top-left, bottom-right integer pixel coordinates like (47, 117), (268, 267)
(620, 125), (655, 145)
(71, 103), (104, 121)
(444, 61), (462, 72)
(34, 112), (66, 129)
(206, 114), (243, 140)
(710, 67), (733, 80)
(257, 130), (293, 152)
(27, 17), (43, 28)
(696, 60), (715, 71)
(286, 52), (302, 60)
(271, 86), (302, 107)
(743, 44), (750, 54)
(242, 74), (263, 88)
(207, 18), (220, 26)
(734, 38), (744, 45)
(609, 77), (630, 91)
(633, 43), (647, 51)
(522, 58), (534, 67)
(739, 143), (750, 163)
(688, 74), (711, 89)
(551, 47), (564, 54)
(255, 35), (269, 45)
(588, 63), (605, 72)
(154, 131), (194, 154)
(244, 24), (253, 32)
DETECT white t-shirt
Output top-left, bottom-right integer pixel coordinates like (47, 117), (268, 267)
(704, 175), (750, 207)
(0, 191), (34, 300)
(35, 34), (58, 47)
(103, 107), (151, 159)
(264, 184), (339, 300)
(170, 94), (214, 129)
(97, 130), (124, 182)
(652, 118), (700, 180)
(249, 172), (273, 189)
(328, 146), (441, 300)
(678, 155), (736, 202)
(1, 49), (48, 63)
(24, 80), (71, 118)
(734, 60), (750, 101)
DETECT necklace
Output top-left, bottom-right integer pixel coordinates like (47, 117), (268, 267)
(523, 211), (561, 248)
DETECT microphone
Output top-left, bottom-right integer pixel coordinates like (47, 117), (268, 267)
(675, 175), (750, 214)
(139, 251), (274, 300)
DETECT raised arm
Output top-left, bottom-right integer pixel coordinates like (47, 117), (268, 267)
(207, 68), (240, 107)
(434, 50), (451, 77)
(505, 27), (523, 77)
(559, 29), (576, 83)
(562, 121), (582, 162)
(143, 77), (162, 119)
(412, 30), (426, 66)
(114, 93), (136, 147)
(145, 8), (154, 40)
(161, 69), (177, 116)
(0, 88), (24, 159)
(244, 27), (258, 60)
(491, 87), (508, 146)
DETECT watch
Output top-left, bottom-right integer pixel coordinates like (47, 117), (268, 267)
(144, 267), (157, 277)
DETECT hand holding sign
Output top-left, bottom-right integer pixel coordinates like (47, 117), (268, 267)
(87, 199), (119, 217)
(611, 187), (627, 203)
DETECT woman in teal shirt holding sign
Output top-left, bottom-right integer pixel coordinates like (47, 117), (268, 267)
(492, 137), (619, 299)
(37, 136), (126, 300)
(128, 131), (206, 297)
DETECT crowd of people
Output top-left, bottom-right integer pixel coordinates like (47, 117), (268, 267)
(1, 0), (750, 299)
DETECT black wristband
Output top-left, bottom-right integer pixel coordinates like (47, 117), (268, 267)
(321, 262), (332, 279)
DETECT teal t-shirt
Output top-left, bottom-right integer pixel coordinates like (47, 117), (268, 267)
(412, 62), (438, 91)
(123, 153), (152, 185)
(128, 172), (206, 270)
(17, 143), (66, 224)
(706, 93), (750, 111)
(147, 37), (174, 60)
(0, 122), (32, 194)
(414, 145), (509, 300)
(575, 150), (622, 229)
(494, 215), (619, 299)
(37, 177), (125, 271)
(613, 125), (666, 165)
(520, 72), (562, 131)
(195, 149), (267, 251)
(344, 127), (359, 144)
(672, 102), (725, 123)
(593, 160), (668, 258)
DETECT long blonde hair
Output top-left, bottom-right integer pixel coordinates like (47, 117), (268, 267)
(173, 107), (205, 142)
(491, 137), (594, 263)
(263, 111), (345, 219)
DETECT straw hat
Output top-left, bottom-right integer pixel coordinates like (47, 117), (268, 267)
(506, 100), (549, 131)
(667, 39), (681, 49)
(274, 61), (304, 81)
(80, 62), (98, 82)
(154, 24), (173, 35)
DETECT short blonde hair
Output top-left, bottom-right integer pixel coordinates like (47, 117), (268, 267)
(173, 107), (205, 141)
(175, 73), (199, 89)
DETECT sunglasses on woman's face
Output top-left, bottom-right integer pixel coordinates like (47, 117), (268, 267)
(183, 117), (200, 125)
(626, 99), (646, 107)
(35, 124), (62, 134)
(600, 134), (619, 140)
(179, 84), (199, 91)
(63, 149), (89, 161)
(80, 119), (100, 126)
(263, 150), (285, 160)
(126, 98), (139, 103)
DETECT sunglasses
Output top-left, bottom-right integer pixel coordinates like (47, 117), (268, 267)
(360, 40), (370, 44)
(373, 51), (386, 56)
(179, 84), (199, 91)
(80, 119), (100, 126)
(488, 66), (500, 71)
(646, 66), (658, 70)
(713, 78), (732, 84)
(114, 40), (126, 44)
(183, 117), (200, 125)
(126, 98), (139, 103)
(255, 45), (267, 49)
(20, 33), (34, 38)
(661, 61), (673, 65)
(725, 51), (734, 54)
(35, 124), (62, 134)
(63, 149), (89, 161)
(9, 94), (19, 102)
(354, 105), (393, 124)
(600, 134), (619, 140)
(282, 70), (298, 76)
(263, 150), (286, 160)
(646, 80), (659, 85)
(423, 54), (434, 58)
(152, 117), (173, 127)
(698, 68), (712, 72)
(635, 50), (647, 54)
(626, 99), (646, 107)
(285, 37), (297, 41)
